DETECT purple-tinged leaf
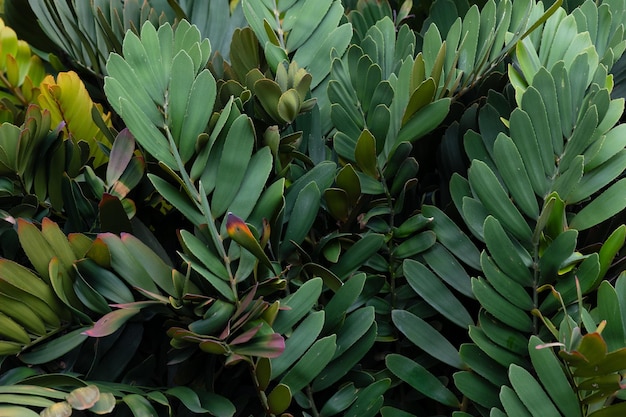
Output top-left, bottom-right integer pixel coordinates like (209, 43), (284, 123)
(232, 333), (285, 358)
(230, 324), (263, 345)
(82, 308), (139, 337)
(107, 128), (135, 185)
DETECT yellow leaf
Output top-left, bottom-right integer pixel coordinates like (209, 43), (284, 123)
(38, 71), (112, 166)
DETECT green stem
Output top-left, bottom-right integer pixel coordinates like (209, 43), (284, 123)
(306, 385), (320, 417)
(162, 97), (237, 300)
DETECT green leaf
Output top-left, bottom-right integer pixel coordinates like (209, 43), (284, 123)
(271, 310), (325, 378)
(509, 364), (561, 417)
(404, 259), (473, 328)
(459, 343), (507, 387)
(478, 310), (528, 355)
(280, 181), (320, 257)
(148, 174), (204, 226)
(481, 252), (533, 311)
(280, 335), (336, 393)
(472, 277), (533, 332)
(529, 336), (582, 417)
(453, 371), (500, 409)
(98, 233), (159, 294)
(330, 234), (385, 279)
(267, 383), (291, 415)
(323, 273), (366, 332)
(227, 147), (273, 220)
(386, 354), (459, 407)
(0, 406), (40, 417)
(538, 229), (578, 283)
(422, 205), (480, 269)
(344, 379), (390, 417)
(165, 387), (208, 413)
(123, 394), (160, 417)
(212, 115), (255, 217)
(469, 160), (533, 242)
(355, 129), (379, 178)
(121, 233), (177, 296)
(499, 385), (531, 417)
(312, 322), (376, 392)
(597, 281), (625, 352)
(396, 98), (451, 144)
(319, 383), (357, 416)
(393, 231), (437, 259)
(273, 278), (323, 334)
(469, 326), (527, 368)
(484, 216), (533, 286)
(570, 179), (626, 230)
(20, 327), (90, 365)
(588, 402), (626, 417)
(392, 309), (464, 369)
(197, 392), (236, 417)
(493, 134), (539, 218)
(332, 307), (375, 359)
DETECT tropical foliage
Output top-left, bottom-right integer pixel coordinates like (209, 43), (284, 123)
(0, 0), (624, 416)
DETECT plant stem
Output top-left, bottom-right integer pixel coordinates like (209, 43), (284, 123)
(306, 385), (320, 417)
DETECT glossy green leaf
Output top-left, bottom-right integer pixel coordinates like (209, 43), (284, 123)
(538, 229), (578, 283)
(459, 344), (507, 387)
(422, 205), (480, 269)
(469, 326), (527, 368)
(570, 179), (626, 230)
(479, 310), (528, 355)
(330, 234), (385, 279)
(121, 233), (176, 296)
(0, 405), (41, 417)
(355, 129), (379, 178)
(396, 98), (451, 144)
(332, 306), (374, 359)
(148, 174), (204, 226)
(392, 309), (464, 369)
(164, 387), (208, 413)
(267, 383), (291, 415)
(386, 354), (459, 407)
(178, 229), (229, 281)
(597, 281), (625, 352)
(472, 277), (532, 332)
(493, 134), (539, 218)
(271, 310), (324, 378)
(499, 385), (531, 417)
(312, 322), (376, 392)
(404, 259), (473, 329)
(273, 278), (323, 334)
(74, 259), (131, 305)
(344, 379), (390, 417)
(123, 394), (159, 417)
(453, 371), (500, 409)
(469, 160), (533, 242)
(20, 327), (90, 365)
(481, 253), (533, 311)
(323, 273), (366, 332)
(280, 335), (336, 393)
(509, 364), (561, 417)
(98, 233), (159, 294)
(280, 181), (320, 257)
(529, 336), (582, 417)
(393, 231), (436, 259)
(484, 216), (533, 286)
(319, 383), (357, 416)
